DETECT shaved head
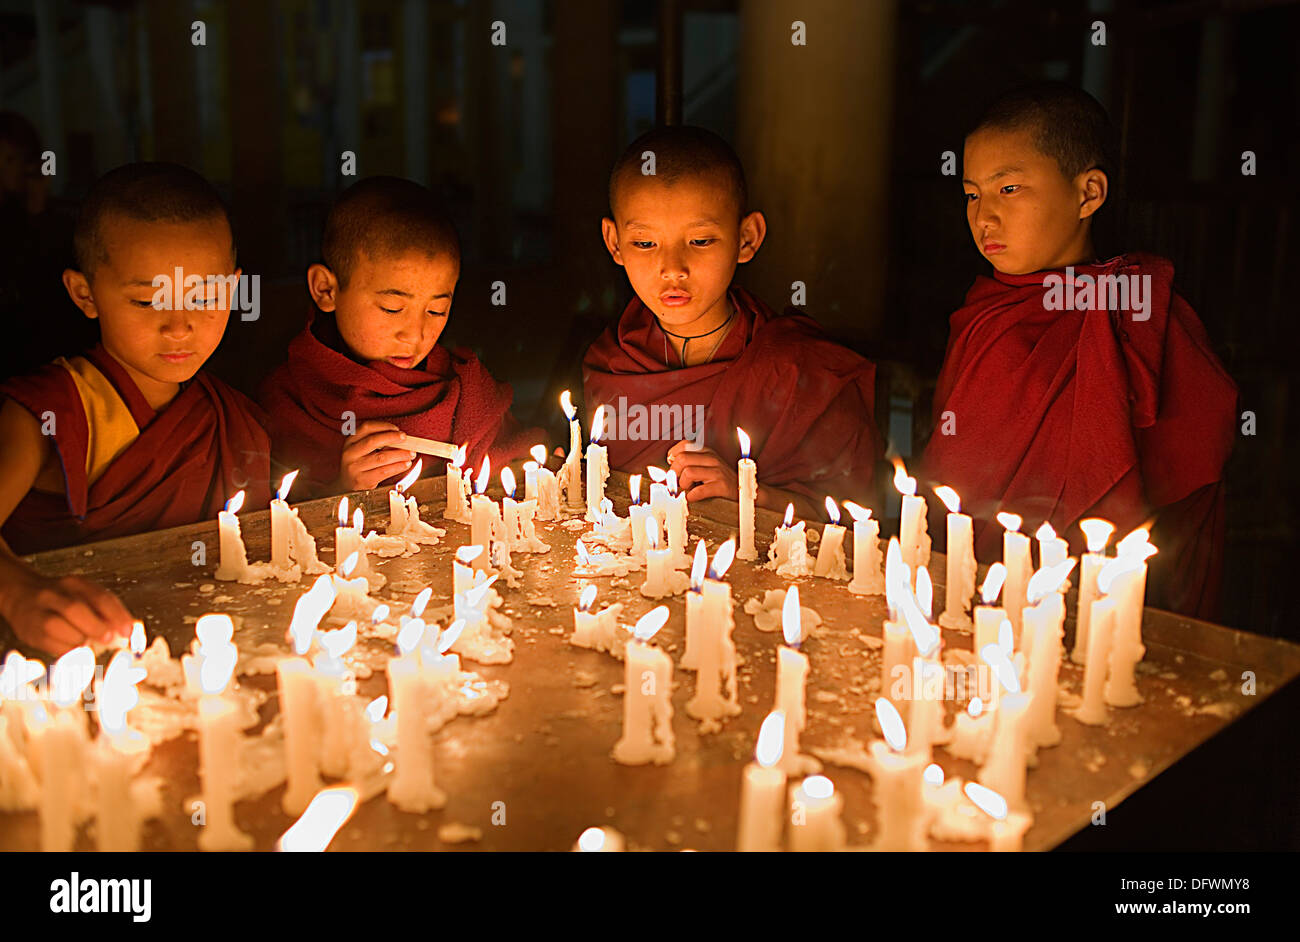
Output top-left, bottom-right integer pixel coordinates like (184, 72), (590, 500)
(969, 82), (1116, 182)
(608, 125), (747, 221)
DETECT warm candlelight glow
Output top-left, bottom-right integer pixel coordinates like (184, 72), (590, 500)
(842, 501), (872, 522)
(803, 775), (834, 800)
(577, 827), (606, 851)
(575, 539), (591, 564)
(320, 622), (357, 661)
(530, 444), (547, 465)
(737, 426), (751, 458)
(666, 469), (678, 495)
(630, 474), (642, 504)
(501, 467), (516, 498)
(996, 511), (1022, 533)
(979, 642), (1021, 694)
(371, 604), (390, 624)
(633, 606), (670, 642)
(1080, 518), (1115, 554)
(365, 697), (387, 722)
(875, 697), (907, 751)
(647, 465), (667, 483)
(98, 651), (145, 734)
(225, 490), (245, 515)
(884, 537), (908, 606)
(998, 618), (1013, 653)
(340, 551), (359, 578)
(456, 545), (483, 565)
(709, 538), (736, 580)
(411, 586), (433, 618)
(933, 485), (961, 514)
(337, 496), (349, 527)
(395, 459), (421, 493)
(277, 786), (360, 852)
(579, 585), (597, 612)
(901, 594), (940, 655)
(591, 405), (605, 442)
(463, 576), (498, 609)
(1098, 550), (1151, 595)
(783, 503), (794, 527)
(129, 621), (146, 656)
(474, 456), (491, 494)
(782, 585), (802, 647)
(1027, 558), (1076, 603)
(968, 697), (983, 717)
(891, 457), (916, 497)
(923, 763), (944, 786)
(645, 516), (660, 551)
(755, 711), (785, 767)
(690, 540), (707, 589)
(560, 390), (576, 421)
(289, 574), (335, 654)
(277, 470), (299, 502)
(1116, 525), (1154, 558)
(438, 619), (467, 654)
(980, 562), (1007, 605)
(963, 782), (1009, 820)
(824, 496), (840, 525)
(198, 643), (236, 696)
(396, 619), (424, 656)
(452, 444), (467, 468)
(352, 507), (364, 532)
(196, 613), (235, 650)
(1034, 521), (1057, 542)
(0, 653), (43, 699)
(916, 566), (933, 619)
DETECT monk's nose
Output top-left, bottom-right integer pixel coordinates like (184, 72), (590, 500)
(160, 309), (191, 338)
(659, 249), (688, 280)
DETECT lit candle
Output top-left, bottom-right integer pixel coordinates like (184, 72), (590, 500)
(639, 516), (687, 597)
(1074, 580), (1118, 726)
(867, 698), (928, 851)
(736, 712), (787, 851)
(94, 651), (149, 851)
(736, 427), (759, 560)
(270, 471), (299, 569)
(788, 774), (845, 852)
(965, 782), (1033, 851)
(662, 470), (689, 561)
(814, 497), (849, 579)
(612, 607), (675, 765)
(973, 563), (1007, 656)
(196, 631), (252, 851)
(387, 460), (423, 535)
(574, 826), (626, 852)
(571, 585), (601, 648)
(469, 457), (495, 572)
(1071, 518), (1115, 665)
(1022, 560), (1075, 751)
(585, 406), (609, 523)
(947, 696), (994, 763)
(444, 444), (470, 521)
(680, 540), (709, 670)
(0, 655), (42, 810)
(333, 497), (361, 575)
(892, 458), (930, 585)
(880, 539), (914, 714)
(34, 647), (94, 851)
(531, 443), (561, 521)
(1104, 529), (1158, 709)
(628, 474), (650, 559)
(685, 539), (740, 731)
(330, 552), (372, 619)
(843, 501), (884, 595)
(214, 490), (250, 581)
(500, 467), (520, 554)
(767, 504), (810, 574)
(1035, 521), (1069, 570)
(775, 587), (816, 775)
(997, 512), (1031, 643)
(978, 683), (1030, 813)
(560, 390), (584, 509)
(933, 485), (976, 630)
(278, 580), (328, 815)
(387, 620), (447, 812)
(277, 786), (360, 852)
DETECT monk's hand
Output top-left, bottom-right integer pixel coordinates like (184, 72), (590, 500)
(3, 571), (134, 657)
(667, 443), (739, 503)
(339, 420), (416, 491)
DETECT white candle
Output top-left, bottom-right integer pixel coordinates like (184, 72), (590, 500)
(536, 463), (560, 521)
(680, 541), (709, 670)
(736, 712), (787, 851)
(972, 562), (1008, 655)
(814, 497), (849, 579)
(585, 406), (609, 523)
(469, 457), (495, 572)
(1022, 560), (1074, 750)
(640, 517), (673, 599)
(214, 490), (250, 581)
(893, 459), (930, 583)
(775, 588), (811, 775)
(387, 622), (447, 812)
(933, 486), (976, 629)
(94, 652), (148, 852)
(947, 696), (995, 763)
(997, 512), (1031, 643)
(33, 647), (95, 851)
(571, 585), (601, 648)
(666, 487), (689, 561)
(1071, 519), (1115, 665)
(560, 390), (583, 509)
(964, 782), (1032, 851)
(612, 608), (675, 765)
(868, 699), (928, 851)
(736, 427), (758, 561)
(276, 658), (321, 815)
(501, 467), (521, 553)
(270, 471), (299, 568)
(333, 497), (363, 575)
(1035, 521), (1069, 570)
(978, 691), (1030, 812)
(196, 640), (253, 851)
(788, 775), (846, 852)
(1074, 593), (1117, 726)
(386, 460), (423, 535)
(444, 444), (469, 521)
(906, 654), (943, 762)
(314, 622), (358, 779)
(768, 503), (799, 568)
(524, 446), (543, 501)
(1105, 531), (1157, 708)
(685, 540), (740, 729)
(574, 826), (626, 852)
(844, 501), (884, 595)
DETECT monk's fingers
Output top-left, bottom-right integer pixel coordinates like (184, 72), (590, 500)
(44, 595), (109, 644)
(674, 463), (723, 493)
(350, 447), (416, 474)
(15, 616), (82, 657)
(684, 480), (732, 503)
(668, 455), (727, 480)
(63, 577), (135, 639)
(344, 429), (409, 459)
(356, 459), (417, 491)
(666, 441), (717, 463)
(353, 420), (401, 438)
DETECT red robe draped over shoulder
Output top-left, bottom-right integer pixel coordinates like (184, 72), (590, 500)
(921, 253), (1237, 618)
(582, 287), (881, 506)
(1, 344), (271, 554)
(259, 311), (539, 493)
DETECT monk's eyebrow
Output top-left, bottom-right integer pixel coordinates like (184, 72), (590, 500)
(962, 166), (1025, 186)
(127, 279), (161, 287)
(624, 218), (721, 228)
(376, 288), (414, 298)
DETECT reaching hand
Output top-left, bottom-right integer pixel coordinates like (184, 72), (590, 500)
(666, 441), (739, 503)
(339, 421), (416, 491)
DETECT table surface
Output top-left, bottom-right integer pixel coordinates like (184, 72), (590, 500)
(2, 472), (1297, 852)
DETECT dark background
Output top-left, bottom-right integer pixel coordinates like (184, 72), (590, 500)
(0, 0), (1296, 645)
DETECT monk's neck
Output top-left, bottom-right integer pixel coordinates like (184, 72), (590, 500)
(658, 298), (736, 367)
(109, 353), (181, 411)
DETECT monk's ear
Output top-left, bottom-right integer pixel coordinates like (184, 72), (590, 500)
(62, 269), (98, 320)
(600, 218), (625, 267)
(307, 263), (340, 311)
(1078, 168), (1108, 220)
(736, 210), (767, 264)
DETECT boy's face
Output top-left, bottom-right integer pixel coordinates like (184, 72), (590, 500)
(311, 250), (458, 368)
(63, 213), (237, 404)
(962, 126), (1105, 275)
(602, 172), (764, 333)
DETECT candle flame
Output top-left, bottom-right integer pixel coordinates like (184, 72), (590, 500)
(474, 456), (491, 494)
(353, 507), (364, 532)
(998, 619), (1013, 654)
(341, 551), (359, 579)
(130, 621), (146, 656)
(980, 563), (1007, 605)
(530, 444), (547, 465)
(456, 545), (483, 565)
(523, 461), (538, 476)
(968, 697), (983, 717)
(645, 516), (660, 550)
(666, 469), (678, 495)
(198, 643), (237, 696)
(1079, 518), (1115, 554)
(1027, 558), (1076, 603)
(1034, 521), (1057, 542)
(289, 575), (336, 654)
(923, 763), (944, 787)
(371, 604), (390, 624)
(630, 474), (642, 505)
(97, 651), (146, 734)
(996, 511), (1022, 533)
(277, 470), (299, 502)
(633, 606), (669, 642)
(337, 496), (349, 527)
(783, 503), (794, 527)
(963, 782), (1008, 821)
(0, 652), (43, 699)
(1097, 550), (1149, 595)
(933, 485), (961, 514)
(560, 390), (577, 422)
(591, 405), (605, 442)
(579, 585), (597, 612)
(841, 501), (872, 523)
(875, 698), (907, 751)
(411, 586), (433, 618)
(755, 711), (785, 767)
(577, 827), (606, 852)
(365, 697), (387, 723)
(452, 444), (467, 469)
(645, 465), (666, 484)
(501, 466), (516, 499)
(737, 426), (751, 458)
(395, 459), (421, 493)
(782, 586), (802, 647)
(916, 566), (933, 620)
(709, 538), (736, 580)
(690, 540), (707, 590)
(1116, 525), (1153, 558)
(884, 537), (908, 610)
(320, 622), (357, 660)
(575, 539), (596, 566)
(225, 490), (245, 515)
(824, 496), (840, 525)
(463, 575), (498, 610)
(277, 786), (360, 852)
(396, 619), (424, 656)
(196, 613), (236, 651)
(979, 643), (1020, 694)
(438, 618), (467, 654)
(891, 457), (916, 497)
(901, 595), (940, 655)
(803, 775), (834, 800)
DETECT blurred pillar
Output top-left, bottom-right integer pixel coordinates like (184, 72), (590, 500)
(402, 0), (429, 184)
(145, 0), (198, 167)
(736, 0), (896, 343)
(34, 0), (65, 191)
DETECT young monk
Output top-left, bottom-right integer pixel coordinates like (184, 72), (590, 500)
(922, 84), (1237, 618)
(260, 176), (540, 496)
(583, 126), (881, 518)
(0, 162), (272, 655)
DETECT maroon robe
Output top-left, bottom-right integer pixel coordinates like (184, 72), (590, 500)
(1, 344), (272, 554)
(259, 310), (539, 492)
(921, 253), (1237, 618)
(583, 287), (881, 506)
